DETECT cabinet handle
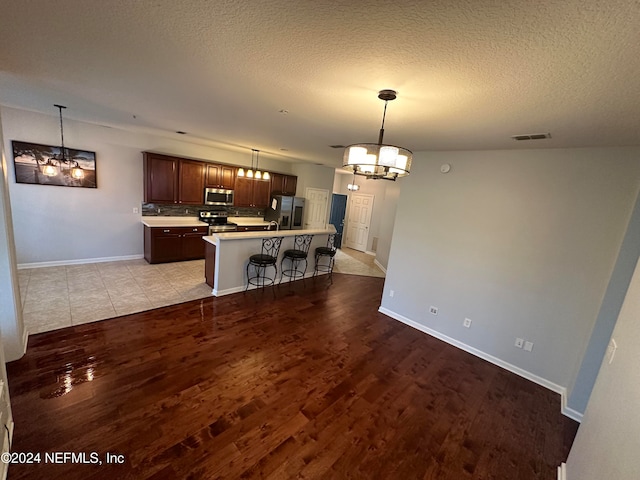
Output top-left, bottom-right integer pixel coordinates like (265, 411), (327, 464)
(193, 228), (198, 231)
(163, 229), (170, 233)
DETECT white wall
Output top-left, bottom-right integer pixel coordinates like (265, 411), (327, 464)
(0, 108), (26, 361)
(1, 106), (294, 265)
(565, 256), (640, 479)
(380, 148), (640, 408)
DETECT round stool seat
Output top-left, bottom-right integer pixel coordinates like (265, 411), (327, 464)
(249, 254), (276, 265)
(315, 246), (336, 257)
(283, 249), (307, 259)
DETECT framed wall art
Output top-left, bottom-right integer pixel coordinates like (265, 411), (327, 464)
(12, 140), (97, 188)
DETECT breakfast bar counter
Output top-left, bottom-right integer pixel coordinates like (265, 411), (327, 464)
(203, 225), (336, 296)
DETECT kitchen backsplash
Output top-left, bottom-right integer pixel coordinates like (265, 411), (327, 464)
(142, 203), (265, 217)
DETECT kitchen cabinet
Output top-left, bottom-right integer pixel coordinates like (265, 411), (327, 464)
(234, 177), (271, 208)
(144, 225), (209, 263)
(143, 153), (205, 205)
(205, 164), (236, 189)
(270, 173), (297, 196)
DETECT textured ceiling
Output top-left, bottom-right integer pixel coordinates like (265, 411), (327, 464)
(1, 0), (639, 167)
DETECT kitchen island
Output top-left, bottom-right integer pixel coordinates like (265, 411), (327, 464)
(204, 225), (337, 296)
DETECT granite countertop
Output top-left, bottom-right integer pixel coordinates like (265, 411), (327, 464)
(142, 216), (269, 228)
(229, 216), (270, 226)
(141, 216), (207, 228)
(204, 225), (337, 242)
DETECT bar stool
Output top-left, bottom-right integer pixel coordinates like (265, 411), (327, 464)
(314, 234), (337, 278)
(245, 237), (283, 291)
(279, 234), (313, 284)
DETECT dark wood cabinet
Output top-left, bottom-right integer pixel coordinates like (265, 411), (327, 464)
(144, 154), (177, 204)
(144, 153), (204, 205)
(205, 164), (236, 189)
(234, 177), (270, 208)
(270, 173), (297, 196)
(144, 225), (209, 264)
(178, 160), (205, 205)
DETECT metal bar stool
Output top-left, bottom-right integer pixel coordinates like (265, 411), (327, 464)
(279, 234), (313, 284)
(313, 234), (337, 279)
(245, 237), (283, 291)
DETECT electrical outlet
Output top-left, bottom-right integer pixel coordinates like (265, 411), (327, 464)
(132, 207), (139, 214)
(429, 306), (438, 316)
(463, 318), (472, 328)
(515, 338), (524, 348)
(389, 290), (395, 298)
(524, 341), (534, 352)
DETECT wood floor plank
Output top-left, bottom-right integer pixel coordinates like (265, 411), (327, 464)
(6, 274), (578, 479)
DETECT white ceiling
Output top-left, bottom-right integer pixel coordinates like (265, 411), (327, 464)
(1, 0), (639, 168)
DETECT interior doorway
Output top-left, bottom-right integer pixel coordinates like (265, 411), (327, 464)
(329, 194), (347, 248)
(345, 193), (374, 252)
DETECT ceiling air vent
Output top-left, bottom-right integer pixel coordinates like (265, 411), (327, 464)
(511, 133), (551, 141)
(329, 144), (346, 149)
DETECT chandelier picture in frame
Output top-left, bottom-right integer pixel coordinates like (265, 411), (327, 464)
(343, 89), (412, 181)
(12, 140), (97, 188)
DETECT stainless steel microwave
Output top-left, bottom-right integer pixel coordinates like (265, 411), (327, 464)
(204, 188), (234, 206)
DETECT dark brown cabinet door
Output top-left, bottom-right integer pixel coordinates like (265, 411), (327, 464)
(283, 175), (297, 196)
(234, 177), (254, 207)
(269, 173), (297, 196)
(144, 154), (178, 203)
(144, 226), (208, 264)
(253, 179), (271, 209)
(220, 166), (236, 189)
(205, 164), (236, 189)
(178, 160), (205, 205)
(182, 227), (208, 260)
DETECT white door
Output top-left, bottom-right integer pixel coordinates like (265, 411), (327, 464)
(346, 193), (374, 252)
(305, 188), (329, 229)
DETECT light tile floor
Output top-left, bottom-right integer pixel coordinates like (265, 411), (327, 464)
(18, 249), (384, 336)
(18, 259), (212, 334)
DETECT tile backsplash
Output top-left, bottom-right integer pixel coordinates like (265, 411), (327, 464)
(142, 203), (264, 217)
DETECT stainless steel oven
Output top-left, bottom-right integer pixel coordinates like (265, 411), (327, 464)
(204, 188), (234, 206)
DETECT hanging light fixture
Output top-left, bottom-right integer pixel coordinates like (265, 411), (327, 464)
(347, 171), (360, 191)
(343, 90), (412, 181)
(253, 149), (270, 181)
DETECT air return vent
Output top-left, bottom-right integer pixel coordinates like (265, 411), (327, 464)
(511, 133), (551, 141)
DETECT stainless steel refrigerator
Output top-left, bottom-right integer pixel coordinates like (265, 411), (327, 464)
(265, 195), (305, 230)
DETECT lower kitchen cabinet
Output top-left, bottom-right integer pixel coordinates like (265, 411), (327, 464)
(144, 226), (209, 263)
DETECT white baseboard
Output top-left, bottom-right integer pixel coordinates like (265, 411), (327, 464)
(18, 254), (144, 269)
(373, 259), (387, 274)
(378, 306), (583, 422)
(557, 462), (567, 480)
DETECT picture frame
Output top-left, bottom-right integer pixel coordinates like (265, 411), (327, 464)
(12, 140), (97, 188)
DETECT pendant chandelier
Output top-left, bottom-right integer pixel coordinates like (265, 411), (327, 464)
(237, 149), (270, 180)
(347, 171), (360, 191)
(42, 105), (84, 179)
(343, 90), (412, 181)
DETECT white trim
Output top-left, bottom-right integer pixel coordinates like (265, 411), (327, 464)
(378, 306), (583, 422)
(557, 462), (567, 480)
(18, 254), (144, 269)
(21, 326), (29, 355)
(374, 259), (387, 274)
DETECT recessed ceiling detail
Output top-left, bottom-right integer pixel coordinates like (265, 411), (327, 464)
(511, 133), (552, 141)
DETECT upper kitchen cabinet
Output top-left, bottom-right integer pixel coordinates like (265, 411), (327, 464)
(143, 153), (205, 205)
(270, 173), (298, 196)
(235, 177), (271, 208)
(205, 164), (236, 189)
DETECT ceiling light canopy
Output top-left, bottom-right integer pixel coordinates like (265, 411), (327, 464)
(343, 90), (412, 181)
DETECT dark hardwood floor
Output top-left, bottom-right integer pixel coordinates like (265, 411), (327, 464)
(6, 274), (578, 479)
